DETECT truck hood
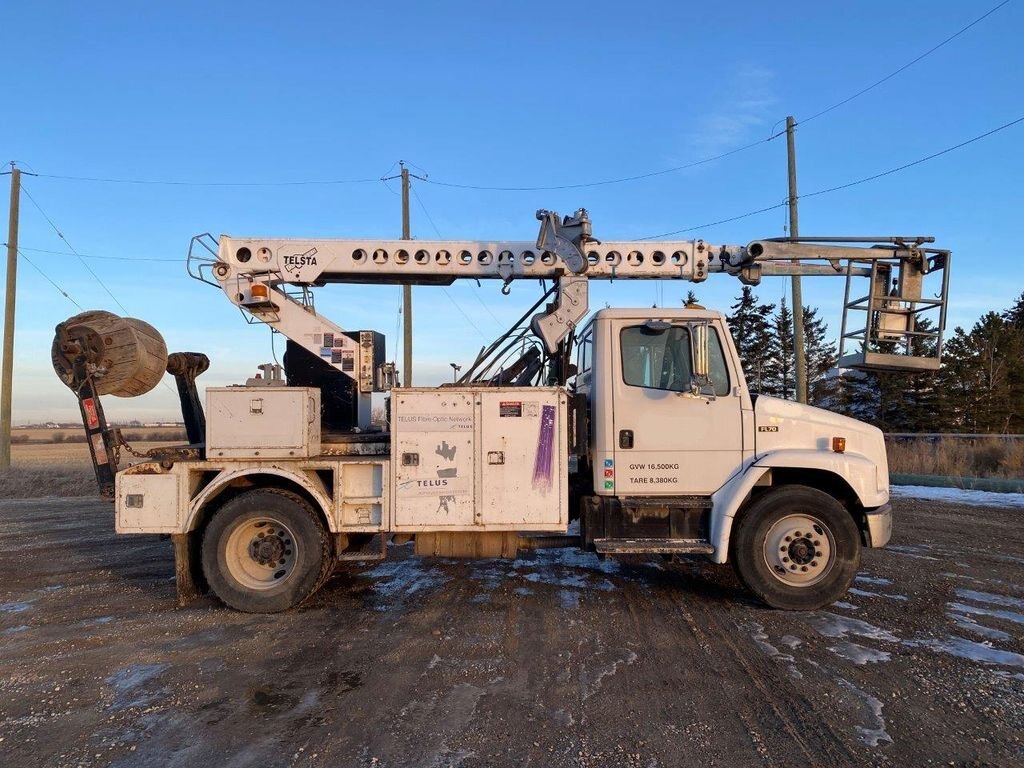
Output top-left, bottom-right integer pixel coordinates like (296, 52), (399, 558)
(753, 395), (888, 490)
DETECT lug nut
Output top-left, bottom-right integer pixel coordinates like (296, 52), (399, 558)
(800, 566), (808, 572)
(816, 551), (823, 557)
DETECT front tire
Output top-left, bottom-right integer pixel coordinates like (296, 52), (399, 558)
(732, 485), (860, 610)
(201, 488), (332, 613)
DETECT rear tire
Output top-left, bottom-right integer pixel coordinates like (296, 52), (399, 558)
(731, 485), (860, 611)
(201, 488), (332, 613)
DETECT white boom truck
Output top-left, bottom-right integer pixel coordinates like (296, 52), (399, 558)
(52, 209), (951, 612)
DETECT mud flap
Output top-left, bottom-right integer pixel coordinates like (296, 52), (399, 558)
(171, 533), (206, 607)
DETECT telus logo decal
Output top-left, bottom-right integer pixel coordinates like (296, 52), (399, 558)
(284, 248), (319, 273)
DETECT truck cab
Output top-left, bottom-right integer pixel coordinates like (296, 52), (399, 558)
(572, 307), (892, 610)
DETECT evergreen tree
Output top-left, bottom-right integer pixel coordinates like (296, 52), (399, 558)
(769, 297), (794, 400)
(727, 288), (777, 393)
(1003, 291), (1024, 329)
(684, 290), (700, 306)
(803, 306), (838, 407)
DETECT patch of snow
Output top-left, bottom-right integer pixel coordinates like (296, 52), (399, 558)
(833, 601), (859, 611)
(748, 623), (795, 662)
(363, 560), (450, 600)
(779, 635), (802, 649)
(827, 640), (891, 665)
(947, 612), (1011, 642)
(854, 575), (893, 586)
(2, 624), (29, 635)
(809, 612), (899, 643)
(911, 636), (1024, 669)
(946, 601), (1024, 627)
(955, 588), (1024, 611)
(848, 587), (909, 602)
(836, 678), (892, 747)
(558, 590), (580, 610)
(885, 544), (939, 561)
(0, 601), (33, 613)
(890, 485), (1024, 509)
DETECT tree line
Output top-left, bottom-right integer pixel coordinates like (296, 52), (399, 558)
(720, 288), (1024, 434)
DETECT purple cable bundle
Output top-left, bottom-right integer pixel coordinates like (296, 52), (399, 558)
(533, 404), (556, 489)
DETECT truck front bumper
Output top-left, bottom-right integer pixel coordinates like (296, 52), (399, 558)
(863, 503), (893, 548)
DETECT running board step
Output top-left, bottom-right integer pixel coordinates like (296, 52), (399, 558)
(593, 538), (715, 555)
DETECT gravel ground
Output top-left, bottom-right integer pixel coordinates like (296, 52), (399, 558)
(0, 495), (1021, 767)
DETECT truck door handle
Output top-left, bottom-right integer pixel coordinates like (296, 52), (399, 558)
(619, 430), (633, 449)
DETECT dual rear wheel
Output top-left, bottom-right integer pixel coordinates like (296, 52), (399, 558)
(201, 488), (332, 613)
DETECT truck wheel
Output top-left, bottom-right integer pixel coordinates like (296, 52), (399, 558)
(731, 485), (860, 611)
(201, 488), (332, 613)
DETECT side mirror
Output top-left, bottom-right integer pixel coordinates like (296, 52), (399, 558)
(688, 322), (716, 399)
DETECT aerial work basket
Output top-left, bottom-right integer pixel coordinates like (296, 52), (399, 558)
(836, 241), (950, 372)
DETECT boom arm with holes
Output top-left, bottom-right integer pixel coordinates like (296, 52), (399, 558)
(188, 208), (951, 426)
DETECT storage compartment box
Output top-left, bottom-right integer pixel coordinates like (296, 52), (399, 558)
(206, 386), (321, 458)
(390, 387), (567, 531)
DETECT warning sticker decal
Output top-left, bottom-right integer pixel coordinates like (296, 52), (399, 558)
(499, 401), (522, 418)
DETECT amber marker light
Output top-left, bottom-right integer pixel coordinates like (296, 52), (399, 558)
(832, 436), (846, 453)
(250, 284), (269, 301)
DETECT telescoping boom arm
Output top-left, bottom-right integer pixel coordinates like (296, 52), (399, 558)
(188, 208), (950, 393)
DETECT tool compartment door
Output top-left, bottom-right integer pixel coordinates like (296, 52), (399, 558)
(392, 391), (475, 528)
(479, 390), (566, 529)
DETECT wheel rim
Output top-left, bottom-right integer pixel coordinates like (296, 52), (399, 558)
(224, 517), (298, 591)
(762, 513), (836, 587)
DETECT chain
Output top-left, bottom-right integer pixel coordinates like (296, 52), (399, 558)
(112, 429), (150, 462)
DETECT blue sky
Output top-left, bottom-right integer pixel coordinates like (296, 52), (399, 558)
(2, 0), (1022, 423)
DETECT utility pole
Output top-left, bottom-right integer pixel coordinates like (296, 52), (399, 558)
(787, 116), (808, 405)
(382, 161), (429, 387)
(1, 165), (21, 468)
(401, 163), (412, 387)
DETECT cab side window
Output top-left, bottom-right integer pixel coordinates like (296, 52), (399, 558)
(708, 328), (731, 396)
(575, 329), (593, 387)
(620, 326), (691, 392)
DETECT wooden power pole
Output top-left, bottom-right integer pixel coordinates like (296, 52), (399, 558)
(1, 166), (21, 468)
(786, 116), (808, 405)
(400, 163), (412, 387)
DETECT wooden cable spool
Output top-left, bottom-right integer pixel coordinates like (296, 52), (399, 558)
(52, 310), (168, 397)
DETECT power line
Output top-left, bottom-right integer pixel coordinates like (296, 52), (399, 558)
(800, 1), (1012, 125)
(19, 184), (131, 314)
(419, 135), (784, 192)
(32, 172), (379, 187)
(640, 114), (1024, 239)
(15, 245), (180, 262)
(801, 114), (1024, 199)
(405, 183), (505, 335)
(16, 248), (84, 310)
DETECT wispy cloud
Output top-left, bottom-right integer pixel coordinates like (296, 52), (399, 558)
(684, 66), (779, 157)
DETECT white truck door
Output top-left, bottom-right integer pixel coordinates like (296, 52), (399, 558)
(611, 320), (743, 495)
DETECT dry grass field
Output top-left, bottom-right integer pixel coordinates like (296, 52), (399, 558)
(886, 436), (1024, 479)
(0, 428), (186, 498)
